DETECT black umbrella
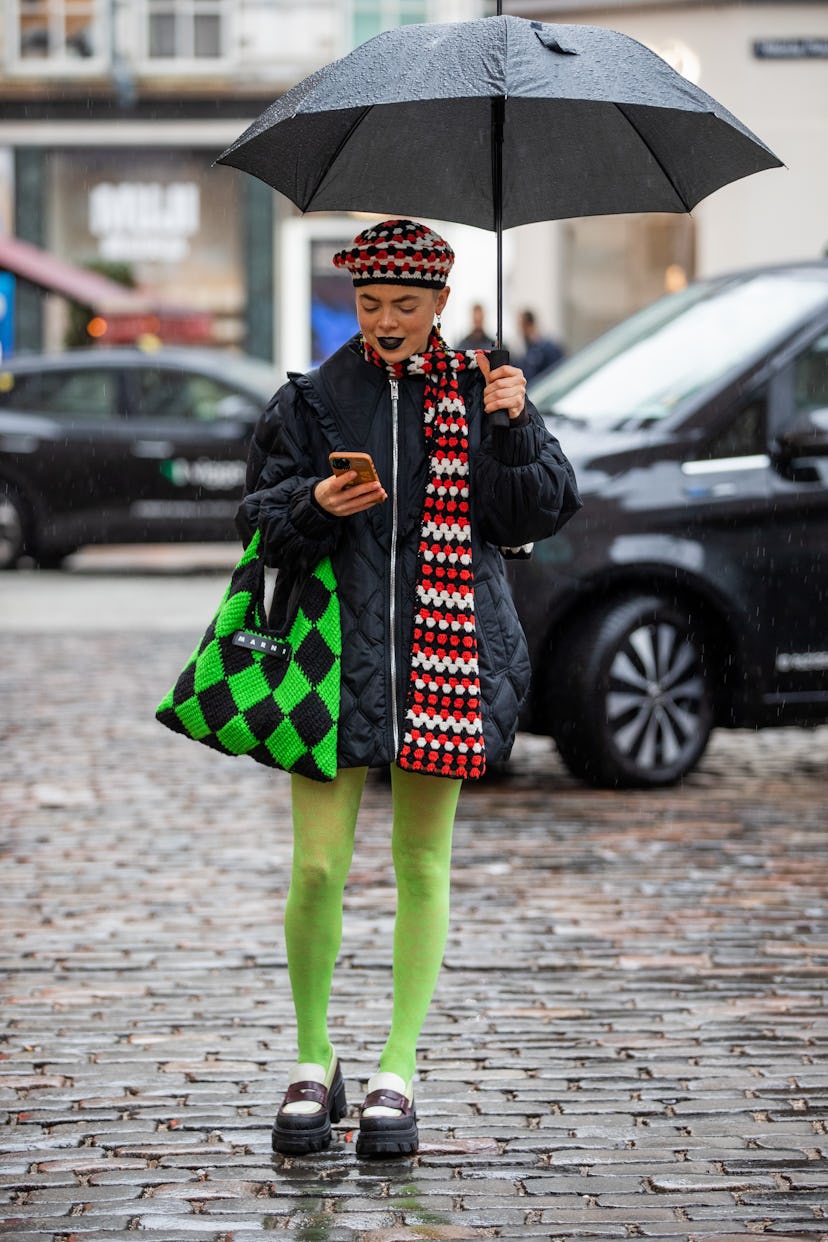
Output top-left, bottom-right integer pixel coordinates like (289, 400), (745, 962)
(217, 11), (781, 382)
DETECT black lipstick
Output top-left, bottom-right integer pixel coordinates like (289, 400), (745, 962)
(377, 337), (405, 350)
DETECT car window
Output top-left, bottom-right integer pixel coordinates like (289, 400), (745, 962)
(0, 371), (40, 410)
(702, 397), (767, 461)
(793, 332), (828, 415)
(529, 273), (828, 431)
(0, 368), (117, 419)
(130, 367), (252, 421)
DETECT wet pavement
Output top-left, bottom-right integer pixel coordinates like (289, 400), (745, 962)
(1, 567), (827, 1241)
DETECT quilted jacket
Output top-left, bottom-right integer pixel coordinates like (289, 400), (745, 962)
(236, 336), (581, 773)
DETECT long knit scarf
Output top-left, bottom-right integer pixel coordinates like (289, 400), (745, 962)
(362, 329), (486, 781)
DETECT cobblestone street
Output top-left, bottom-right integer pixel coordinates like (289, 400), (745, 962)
(1, 568), (827, 1241)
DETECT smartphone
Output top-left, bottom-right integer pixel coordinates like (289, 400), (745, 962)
(329, 451), (381, 488)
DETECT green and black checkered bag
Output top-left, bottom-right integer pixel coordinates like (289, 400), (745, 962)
(156, 531), (340, 782)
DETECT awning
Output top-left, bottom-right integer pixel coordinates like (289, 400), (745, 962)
(0, 233), (150, 312)
(0, 233), (214, 344)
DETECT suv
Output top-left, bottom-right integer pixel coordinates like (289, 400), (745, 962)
(0, 346), (278, 568)
(510, 261), (828, 788)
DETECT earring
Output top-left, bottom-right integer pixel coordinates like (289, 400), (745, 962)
(435, 314), (442, 334)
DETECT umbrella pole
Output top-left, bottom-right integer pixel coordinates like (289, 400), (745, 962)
(488, 88), (511, 427)
(494, 0), (505, 351)
(493, 95), (504, 349)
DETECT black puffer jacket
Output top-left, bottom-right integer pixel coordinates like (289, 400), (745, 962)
(236, 337), (581, 772)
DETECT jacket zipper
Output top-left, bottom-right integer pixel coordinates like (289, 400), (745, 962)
(389, 377), (400, 757)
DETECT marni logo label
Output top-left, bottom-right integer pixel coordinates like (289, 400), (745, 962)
(233, 631), (291, 660)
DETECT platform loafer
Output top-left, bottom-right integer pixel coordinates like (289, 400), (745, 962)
(356, 1071), (418, 1159)
(272, 1050), (347, 1156)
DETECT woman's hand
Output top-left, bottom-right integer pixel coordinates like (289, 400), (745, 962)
(476, 352), (527, 421)
(314, 471), (387, 516)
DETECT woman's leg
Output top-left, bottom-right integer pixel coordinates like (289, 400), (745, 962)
(379, 767), (462, 1084)
(285, 766), (367, 1067)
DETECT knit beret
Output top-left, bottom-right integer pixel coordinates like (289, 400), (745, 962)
(333, 218), (455, 289)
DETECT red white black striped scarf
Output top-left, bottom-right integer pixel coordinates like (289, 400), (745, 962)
(362, 329), (486, 780)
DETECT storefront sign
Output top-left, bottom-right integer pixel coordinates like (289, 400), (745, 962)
(753, 38), (828, 59)
(89, 181), (201, 262)
(0, 272), (15, 357)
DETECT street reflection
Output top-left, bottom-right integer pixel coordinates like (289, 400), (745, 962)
(270, 1143), (456, 1237)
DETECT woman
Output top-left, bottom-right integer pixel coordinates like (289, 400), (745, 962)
(237, 219), (581, 1159)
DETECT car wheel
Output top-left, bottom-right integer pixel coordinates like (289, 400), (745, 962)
(0, 484), (27, 570)
(548, 595), (714, 788)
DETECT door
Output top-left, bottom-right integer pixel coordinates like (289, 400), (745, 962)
(764, 328), (828, 702)
(122, 362), (258, 541)
(1, 363), (133, 549)
(678, 386), (774, 700)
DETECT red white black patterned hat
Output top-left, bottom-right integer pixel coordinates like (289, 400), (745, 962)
(333, 218), (454, 289)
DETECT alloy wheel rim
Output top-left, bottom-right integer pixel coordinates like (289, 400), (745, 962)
(606, 621), (706, 772)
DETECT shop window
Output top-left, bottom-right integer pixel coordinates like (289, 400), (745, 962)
(144, 0), (226, 61)
(351, 0), (429, 47)
(48, 148), (246, 353)
(561, 214), (696, 353)
(235, 1), (342, 75)
(13, 0), (105, 67)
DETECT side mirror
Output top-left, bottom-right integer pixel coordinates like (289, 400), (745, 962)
(775, 407), (828, 459)
(772, 408), (828, 483)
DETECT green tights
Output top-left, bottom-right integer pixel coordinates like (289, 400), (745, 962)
(285, 765), (462, 1084)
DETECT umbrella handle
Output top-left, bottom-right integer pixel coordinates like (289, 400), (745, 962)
(487, 347), (511, 429)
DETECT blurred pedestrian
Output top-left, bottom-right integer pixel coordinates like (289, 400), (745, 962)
(237, 218), (580, 1160)
(516, 308), (564, 380)
(458, 301), (495, 350)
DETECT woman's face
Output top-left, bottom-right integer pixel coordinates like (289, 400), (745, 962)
(355, 283), (450, 364)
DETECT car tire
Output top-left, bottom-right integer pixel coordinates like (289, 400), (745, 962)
(0, 483), (27, 570)
(547, 594), (715, 788)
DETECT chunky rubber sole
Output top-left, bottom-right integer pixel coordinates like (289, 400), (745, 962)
(271, 1069), (347, 1156)
(356, 1108), (419, 1159)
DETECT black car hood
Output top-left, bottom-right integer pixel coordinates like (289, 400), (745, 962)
(542, 421), (666, 493)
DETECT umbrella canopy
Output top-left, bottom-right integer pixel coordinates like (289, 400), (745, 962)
(217, 15), (782, 230)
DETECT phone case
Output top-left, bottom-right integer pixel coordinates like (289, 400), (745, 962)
(329, 453), (379, 486)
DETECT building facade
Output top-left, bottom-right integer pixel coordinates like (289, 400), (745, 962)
(0, 0), (488, 362)
(2, 1), (825, 363)
(508, 0), (828, 350)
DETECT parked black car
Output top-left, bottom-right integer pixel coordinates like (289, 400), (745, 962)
(0, 346), (279, 568)
(510, 261), (828, 788)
